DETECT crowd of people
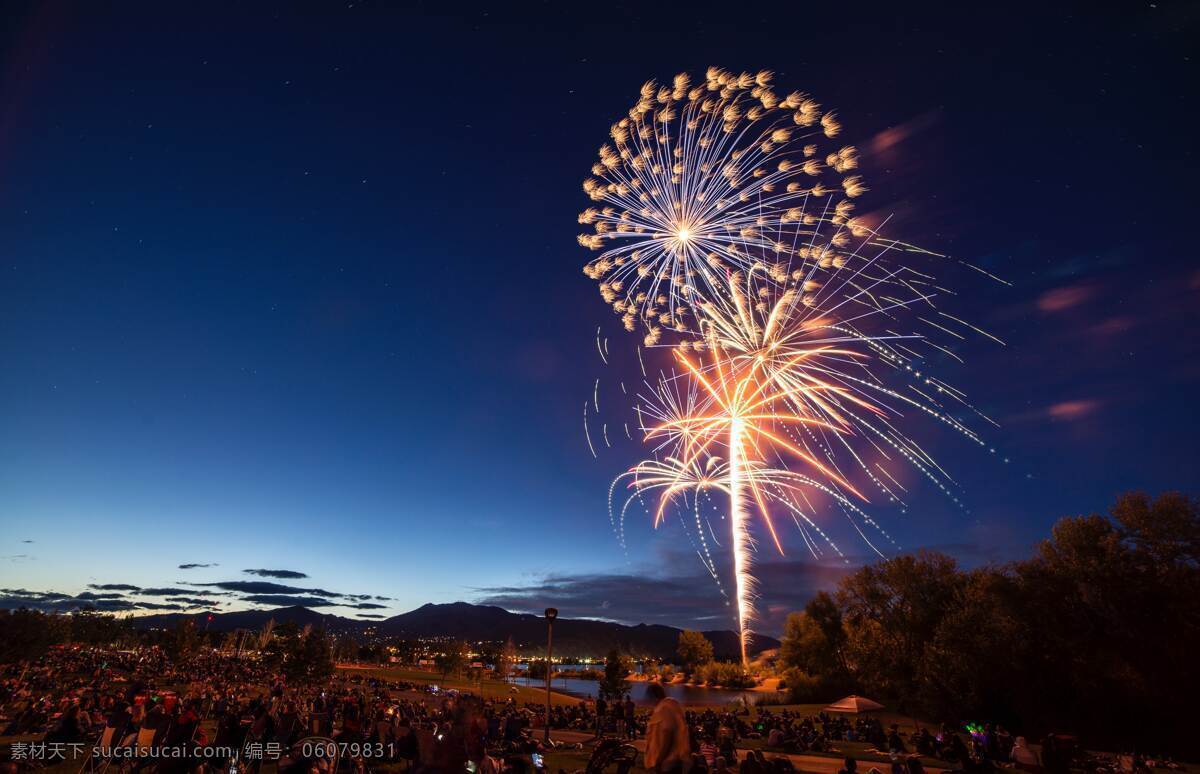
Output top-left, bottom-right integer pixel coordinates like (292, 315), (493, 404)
(1, 644), (1186, 774)
(0, 644), (592, 772)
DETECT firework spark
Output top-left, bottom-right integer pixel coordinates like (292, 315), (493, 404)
(580, 68), (999, 665)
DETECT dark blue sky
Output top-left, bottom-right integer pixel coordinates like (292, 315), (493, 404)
(1, 2), (1196, 634)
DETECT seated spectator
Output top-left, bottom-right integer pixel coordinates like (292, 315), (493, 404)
(1011, 737), (1039, 771)
(700, 736), (718, 768)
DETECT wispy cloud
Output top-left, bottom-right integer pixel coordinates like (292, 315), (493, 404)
(1047, 399), (1103, 421)
(473, 555), (855, 636)
(0, 588), (210, 613)
(241, 594), (336, 607)
(191, 580), (341, 596)
(1038, 282), (1097, 313)
(243, 568), (308, 579)
(137, 587), (223, 596)
(165, 597), (223, 607)
(2, 573), (390, 615)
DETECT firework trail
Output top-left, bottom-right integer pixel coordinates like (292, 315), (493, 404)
(578, 67), (999, 665)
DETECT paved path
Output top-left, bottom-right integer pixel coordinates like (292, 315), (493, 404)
(547, 730), (946, 774)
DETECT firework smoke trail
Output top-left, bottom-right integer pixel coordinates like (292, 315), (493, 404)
(727, 416), (753, 666)
(579, 67), (999, 665)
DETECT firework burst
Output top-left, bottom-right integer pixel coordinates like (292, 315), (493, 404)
(580, 68), (1001, 665)
(578, 66), (942, 349)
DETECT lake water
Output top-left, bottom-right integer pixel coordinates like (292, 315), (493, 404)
(509, 675), (766, 707)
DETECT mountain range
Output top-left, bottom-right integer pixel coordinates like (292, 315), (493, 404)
(133, 601), (779, 660)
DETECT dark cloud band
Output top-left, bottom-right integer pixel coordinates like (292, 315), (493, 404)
(243, 568), (309, 579)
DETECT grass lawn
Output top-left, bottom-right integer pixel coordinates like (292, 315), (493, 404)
(336, 663), (582, 707)
(545, 747), (646, 773)
(739, 736), (944, 769)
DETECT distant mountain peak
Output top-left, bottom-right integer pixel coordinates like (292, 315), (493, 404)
(133, 601), (778, 660)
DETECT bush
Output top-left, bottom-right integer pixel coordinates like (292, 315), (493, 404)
(722, 670), (758, 689)
(779, 668), (830, 702)
(698, 660), (757, 688)
(645, 663), (676, 681)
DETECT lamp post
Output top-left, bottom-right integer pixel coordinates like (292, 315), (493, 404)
(543, 607), (557, 743)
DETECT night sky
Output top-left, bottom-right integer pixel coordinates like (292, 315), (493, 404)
(1, 2), (1196, 634)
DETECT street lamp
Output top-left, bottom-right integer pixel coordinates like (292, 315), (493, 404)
(543, 607), (557, 742)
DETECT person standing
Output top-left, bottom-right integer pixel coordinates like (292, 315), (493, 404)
(644, 683), (689, 774)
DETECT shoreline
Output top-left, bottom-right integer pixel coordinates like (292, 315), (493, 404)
(340, 663), (781, 707)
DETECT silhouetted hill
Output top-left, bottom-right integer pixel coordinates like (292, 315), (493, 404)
(133, 601), (778, 660)
(135, 605), (361, 634)
(377, 602), (777, 659)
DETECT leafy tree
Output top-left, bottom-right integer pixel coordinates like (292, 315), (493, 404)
(1110, 490), (1200, 566)
(769, 491), (1200, 753)
(290, 627), (334, 682)
(779, 613), (822, 672)
(388, 639), (421, 663)
(598, 648), (630, 699)
(334, 636), (359, 662)
(476, 642), (500, 672)
(779, 591), (847, 679)
(915, 567), (1023, 723)
(0, 609), (66, 662)
(68, 609), (132, 646)
(1006, 491), (1200, 750)
(779, 668), (826, 702)
(262, 621), (299, 671)
(260, 621), (333, 682)
(434, 640), (468, 677)
(837, 551), (963, 706)
(676, 630), (714, 676)
(162, 619), (202, 661)
(358, 644), (386, 663)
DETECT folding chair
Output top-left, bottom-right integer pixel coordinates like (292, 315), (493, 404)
(135, 726), (157, 754)
(77, 727), (117, 774)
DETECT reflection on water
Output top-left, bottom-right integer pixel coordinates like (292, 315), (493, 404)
(510, 676), (764, 707)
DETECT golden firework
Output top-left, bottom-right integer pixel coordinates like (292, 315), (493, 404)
(583, 69), (1001, 666)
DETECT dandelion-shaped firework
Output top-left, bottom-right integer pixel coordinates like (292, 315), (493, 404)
(580, 68), (1000, 665)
